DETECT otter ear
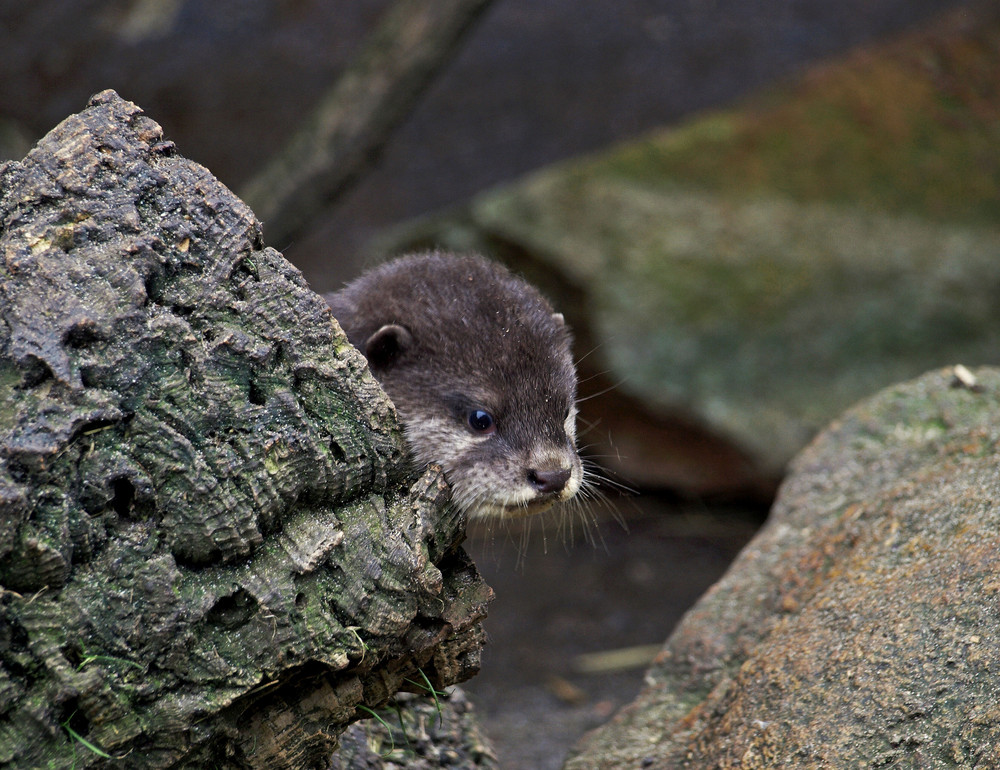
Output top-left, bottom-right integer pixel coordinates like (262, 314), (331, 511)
(364, 324), (413, 371)
(552, 312), (565, 326)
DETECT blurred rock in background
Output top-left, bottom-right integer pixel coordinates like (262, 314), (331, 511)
(0, 0), (973, 280)
(377, 2), (1000, 496)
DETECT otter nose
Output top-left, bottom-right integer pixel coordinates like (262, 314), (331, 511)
(527, 467), (571, 495)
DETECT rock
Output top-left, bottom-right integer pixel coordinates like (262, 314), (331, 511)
(563, 365), (1000, 767)
(375, 3), (1000, 495)
(0, 91), (492, 769)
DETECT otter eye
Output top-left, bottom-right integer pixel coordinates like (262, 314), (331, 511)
(468, 409), (496, 434)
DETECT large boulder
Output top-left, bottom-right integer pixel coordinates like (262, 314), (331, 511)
(564, 365), (1000, 767)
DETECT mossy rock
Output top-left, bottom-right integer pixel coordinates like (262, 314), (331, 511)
(566, 365), (1000, 767)
(377, 4), (1000, 482)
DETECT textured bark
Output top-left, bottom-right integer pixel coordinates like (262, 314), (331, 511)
(239, 0), (494, 248)
(331, 687), (498, 768)
(0, 91), (492, 769)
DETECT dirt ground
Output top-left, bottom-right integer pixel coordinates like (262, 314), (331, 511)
(462, 496), (765, 770)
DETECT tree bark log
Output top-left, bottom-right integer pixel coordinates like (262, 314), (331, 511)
(239, 0), (494, 249)
(0, 90), (492, 769)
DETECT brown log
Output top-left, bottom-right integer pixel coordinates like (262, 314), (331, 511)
(0, 90), (491, 769)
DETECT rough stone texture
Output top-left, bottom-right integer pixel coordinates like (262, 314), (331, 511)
(376, 2), (1000, 493)
(564, 366), (1000, 768)
(0, 91), (492, 769)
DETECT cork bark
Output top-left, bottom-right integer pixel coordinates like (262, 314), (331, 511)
(0, 90), (491, 769)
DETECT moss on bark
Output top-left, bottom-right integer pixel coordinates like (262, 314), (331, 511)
(0, 90), (491, 769)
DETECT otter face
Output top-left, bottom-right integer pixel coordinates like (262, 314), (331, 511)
(328, 251), (584, 519)
(361, 316), (583, 519)
(394, 392), (583, 519)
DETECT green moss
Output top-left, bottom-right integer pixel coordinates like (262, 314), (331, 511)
(599, 19), (1000, 225)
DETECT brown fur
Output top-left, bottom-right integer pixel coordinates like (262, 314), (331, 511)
(326, 251), (582, 518)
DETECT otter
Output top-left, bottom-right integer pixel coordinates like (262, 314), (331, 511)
(325, 251), (582, 519)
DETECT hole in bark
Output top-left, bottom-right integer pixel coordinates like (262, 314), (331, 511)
(59, 700), (92, 745)
(79, 364), (102, 389)
(64, 321), (104, 349)
(18, 356), (54, 389)
(235, 255), (260, 281)
(3, 617), (31, 673)
(295, 592), (307, 608)
(143, 272), (162, 302)
(328, 441), (347, 463)
(73, 419), (118, 442)
(149, 140), (176, 156)
(4, 458), (29, 483)
(205, 588), (259, 630)
(62, 643), (84, 669)
(248, 378), (267, 406)
(110, 477), (135, 517)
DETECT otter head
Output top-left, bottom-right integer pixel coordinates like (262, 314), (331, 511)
(332, 252), (583, 519)
(364, 312), (582, 518)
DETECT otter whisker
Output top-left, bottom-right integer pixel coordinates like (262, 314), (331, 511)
(575, 375), (629, 402)
(573, 343), (605, 367)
